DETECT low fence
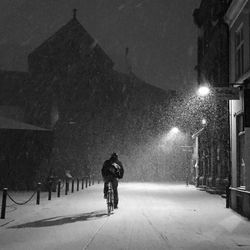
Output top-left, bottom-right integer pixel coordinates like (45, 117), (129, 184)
(1, 175), (102, 219)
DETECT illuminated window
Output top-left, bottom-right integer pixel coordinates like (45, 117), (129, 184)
(236, 113), (245, 187)
(235, 26), (244, 79)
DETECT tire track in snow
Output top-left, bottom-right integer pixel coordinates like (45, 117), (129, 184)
(0, 219), (15, 227)
(142, 210), (172, 250)
(81, 216), (109, 250)
(125, 213), (136, 250)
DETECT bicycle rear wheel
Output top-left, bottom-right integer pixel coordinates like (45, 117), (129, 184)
(107, 182), (114, 216)
(107, 192), (113, 215)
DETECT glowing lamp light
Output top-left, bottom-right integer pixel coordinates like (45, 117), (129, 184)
(197, 86), (210, 97)
(171, 127), (180, 134)
(201, 118), (207, 126)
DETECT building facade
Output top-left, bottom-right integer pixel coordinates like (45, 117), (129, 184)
(0, 70), (52, 190)
(193, 0), (232, 193)
(225, 0), (250, 218)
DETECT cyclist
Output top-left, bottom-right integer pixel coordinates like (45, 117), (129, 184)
(101, 152), (124, 209)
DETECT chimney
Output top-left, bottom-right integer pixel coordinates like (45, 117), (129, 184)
(73, 8), (77, 19)
(125, 47), (132, 74)
(125, 47), (129, 57)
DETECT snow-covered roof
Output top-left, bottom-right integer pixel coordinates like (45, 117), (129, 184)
(0, 116), (49, 131)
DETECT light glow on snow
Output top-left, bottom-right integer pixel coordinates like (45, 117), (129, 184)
(1, 183), (250, 250)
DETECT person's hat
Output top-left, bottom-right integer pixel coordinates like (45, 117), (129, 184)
(111, 152), (118, 158)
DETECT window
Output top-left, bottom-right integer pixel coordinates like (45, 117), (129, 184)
(244, 89), (250, 127)
(235, 26), (244, 79)
(236, 113), (245, 187)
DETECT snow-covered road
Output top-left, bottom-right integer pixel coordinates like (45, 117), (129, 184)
(1, 182), (250, 250)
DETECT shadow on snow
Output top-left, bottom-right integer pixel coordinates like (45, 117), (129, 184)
(8, 210), (107, 228)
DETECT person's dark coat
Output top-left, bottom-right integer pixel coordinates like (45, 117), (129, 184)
(102, 158), (124, 179)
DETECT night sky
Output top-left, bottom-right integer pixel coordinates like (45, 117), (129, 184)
(0, 0), (199, 91)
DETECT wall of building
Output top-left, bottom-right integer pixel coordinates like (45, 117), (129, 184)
(193, 0), (231, 193)
(230, 96), (243, 188)
(228, 1), (250, 82)
(227, 0), (250, 218)
(245, 128), (250, 190)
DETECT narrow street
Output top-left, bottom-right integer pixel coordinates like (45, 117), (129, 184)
(1, 182), (250, 250)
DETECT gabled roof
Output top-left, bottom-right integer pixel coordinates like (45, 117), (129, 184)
(30, 17), (94, 53)
(29, 15), (113, 68)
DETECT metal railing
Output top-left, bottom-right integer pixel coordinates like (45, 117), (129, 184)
(1, 174), (101, 219)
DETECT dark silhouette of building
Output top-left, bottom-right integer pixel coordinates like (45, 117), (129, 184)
(0, 10), (175, 188)
(28, 11), (113, 78)
(0, 70), (52, 190)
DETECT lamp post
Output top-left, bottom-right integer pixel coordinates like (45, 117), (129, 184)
(181, 132), (193, 186)
(166, 85), (211, 186)
(169, 126), (193, 186)
(195, 83), (238, 195)
(170, 116), (209, 187)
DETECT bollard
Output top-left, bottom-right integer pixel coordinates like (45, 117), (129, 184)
(65, 179), (69, 195)
(36, 182), (41, 205)
(226, 185), (230, 208)
(48, 181), (52, 200)
(71, 179), (74, 193)
(82, 178), (84, 189)
(57, 180), (61, 198)
(76, 179), (78, 191)
(1, 188), (8, 219)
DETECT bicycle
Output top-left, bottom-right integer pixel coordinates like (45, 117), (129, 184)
(106, 181), (114, 216)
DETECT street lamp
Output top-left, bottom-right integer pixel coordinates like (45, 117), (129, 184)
(197, 85), (210, 97)
(201, 118), (207, 126)
(168, 126), (193, 186)
(170, 127), (180, 134)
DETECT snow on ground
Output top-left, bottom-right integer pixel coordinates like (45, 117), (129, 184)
(1, 182), (250, 250)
